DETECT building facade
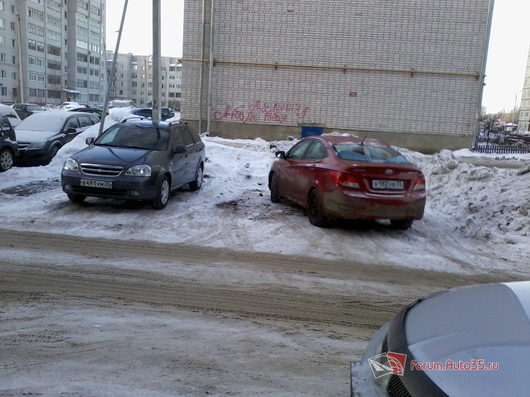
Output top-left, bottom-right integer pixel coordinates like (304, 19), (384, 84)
(518, 46), (530, 131)
(0, 0), (106, 106)
(106, 52), (182, 110)
(181, 0), (494, 152)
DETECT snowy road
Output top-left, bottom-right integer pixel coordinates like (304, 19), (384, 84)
(0, 228), (522, 396)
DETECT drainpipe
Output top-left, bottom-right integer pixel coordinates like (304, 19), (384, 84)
(99, 0), (128, 136)
(473, 0), (495, 150)
(198, 0), (207, 132)
(206, 0), (215, 133)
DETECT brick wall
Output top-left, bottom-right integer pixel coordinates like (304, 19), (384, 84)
(182, 0), (493, 141)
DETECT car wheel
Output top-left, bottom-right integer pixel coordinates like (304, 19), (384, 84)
(67, 194), (86, 204)
(270, 173), (281, 203)
(189, 165), (203, 191)
(152, 176), (170, 209)
(390, 219), (414, 230)
(307, 189), (330, 227)
(45, 144), (60, 165)
(0, 148), (14, 172)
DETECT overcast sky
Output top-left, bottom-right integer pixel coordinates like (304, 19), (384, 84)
(106, 1), (530, 114)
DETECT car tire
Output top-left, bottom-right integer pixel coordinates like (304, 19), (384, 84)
(189, 165), (203, 191)
(307, 189), (330, 227)
(0, 148), (14, 172)
(152, 176), (170, 209)
(269, 173), (281, 203)
(67, 194), (86, 204)
(390, 219), (414, 230)
(45, 144), (60, 165)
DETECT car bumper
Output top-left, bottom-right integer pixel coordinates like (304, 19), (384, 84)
(62, 173), (160, 201)
(322, 189), (426, 221)
(15, 148), (49, 164)
(351, 323), (390, 396)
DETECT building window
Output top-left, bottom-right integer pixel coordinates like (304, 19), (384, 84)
(0, 87), (6, 96)
(48, 75), (61, 84)
(28, 8), (45, 22)
(47, 29), (61, 41)
(47, 45), (61, 56)
(47, 60), (61, 70)
(0, 36), (5, 47)
(77, 52), (88, 62)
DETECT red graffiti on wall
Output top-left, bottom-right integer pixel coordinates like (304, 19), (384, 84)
(213, 100), (310, 124)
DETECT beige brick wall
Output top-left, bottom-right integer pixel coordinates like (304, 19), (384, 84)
(182, 0), (493, 145)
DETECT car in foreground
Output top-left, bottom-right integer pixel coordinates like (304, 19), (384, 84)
(351, 281), (530, 396)
(15, 111), (99, 165)
(130, 107), (176, 121)
(0, 115), (17, 172)
(269, 135), (426, 228)
(12, 103), (46, 121)
(61, 119), (205, 209)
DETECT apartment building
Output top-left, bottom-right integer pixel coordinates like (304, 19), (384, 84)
(107, 52), (182, 110)
(182, 0), (494, 152)
(518, 46), (530, 131)
(0, 0), (106, 106)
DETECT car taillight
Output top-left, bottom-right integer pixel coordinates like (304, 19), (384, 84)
(335, 173), (361, 189)
(413, 175), (426, 191)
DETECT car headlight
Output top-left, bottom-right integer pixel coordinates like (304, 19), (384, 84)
(63, 158), (79, 172)
(27, 141), (46, 149)
(125, 165), (152, 177)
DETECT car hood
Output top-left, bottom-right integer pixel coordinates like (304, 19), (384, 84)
(404, 282), (530, 396)
(72, 145), (156, 166)
(15, 129), (57, 142)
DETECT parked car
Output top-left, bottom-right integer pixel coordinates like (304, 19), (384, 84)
(15, 111), (99, 165)
(269, 135), (426, 228)
(67, 107), (105, 119)
(11, 103), (46, 121)
(351, 281), (530, 396)
(0, 115), (17, 172)
(59, 101), (82, 111)
(61, 119), (205, 209)
(130, 107), (176, 121)
(0, 103), (23, 127)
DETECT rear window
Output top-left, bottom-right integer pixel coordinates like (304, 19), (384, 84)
(333, 143), (409, 163)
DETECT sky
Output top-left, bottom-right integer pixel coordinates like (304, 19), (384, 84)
(106, 1), (530, 114)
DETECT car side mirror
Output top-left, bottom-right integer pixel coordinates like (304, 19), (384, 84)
(173, 145), (186, 154)
(66, 127), (77, 134)
(86, 137), (95, 145)
(275, 151), (286, 159)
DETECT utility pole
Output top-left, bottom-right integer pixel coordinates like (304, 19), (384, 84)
(98, 0), (129, 136)
(15, 13), (24, 103)
(152, 0), (161, 124)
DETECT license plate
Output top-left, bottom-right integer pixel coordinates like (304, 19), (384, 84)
(372, 179), (403, 190)
(80, 179), (112, 189)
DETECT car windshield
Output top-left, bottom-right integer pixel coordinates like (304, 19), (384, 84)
(95, 124), (170, 151)
(16, 115), (64, 131)
(333, 143), (409, 163)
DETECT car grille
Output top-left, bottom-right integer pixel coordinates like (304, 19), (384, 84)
(80, 163), (124, 177)
(17, 142), (30, 150)
(387, 374), (412, 397)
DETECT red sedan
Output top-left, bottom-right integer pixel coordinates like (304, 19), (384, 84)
(268, 135), (426, 229)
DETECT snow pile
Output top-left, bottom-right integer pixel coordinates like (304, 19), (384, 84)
(418, 149), (530, 245)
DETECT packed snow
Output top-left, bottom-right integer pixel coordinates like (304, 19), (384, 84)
(0, 115), (528, 275)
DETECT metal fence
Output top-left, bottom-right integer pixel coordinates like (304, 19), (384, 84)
(475, 132), (530, 154)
